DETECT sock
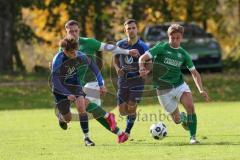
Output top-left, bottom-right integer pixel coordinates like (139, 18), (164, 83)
(180, 113), (187, 124)
(86, 102), (121, 135)
(113, 127), (121, 135)
(125, 114), (137, 134)
(86, 102), (106, 119)
(104, 113), (109, 119)
(96, 117), (111, 131)
(84, 133), (89, 139)
(187, 113), (197, 138)
(79, 113), (89, 134)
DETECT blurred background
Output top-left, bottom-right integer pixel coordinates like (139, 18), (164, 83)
(0, 0), (240, 110)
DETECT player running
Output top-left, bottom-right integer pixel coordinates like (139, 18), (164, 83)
(113, 19), (149, 141)
(139, 24), (209, 144)
(57, 20), (136, 144)
(52, 37), (124, 146)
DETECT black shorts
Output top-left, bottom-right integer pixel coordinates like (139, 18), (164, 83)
(53, 91), (86, 115)
(117, 77), (144, 105)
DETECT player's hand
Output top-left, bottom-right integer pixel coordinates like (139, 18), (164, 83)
(200, 90), (209, 102)
(67, 95), (76, 101)
(99, 85), (107, 96)
(117, 68), (125, 76)
(139, 68), (150, 77)
(129, 49), (140, 58)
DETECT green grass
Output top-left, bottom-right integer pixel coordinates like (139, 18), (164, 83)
(0, 102), (240, 160)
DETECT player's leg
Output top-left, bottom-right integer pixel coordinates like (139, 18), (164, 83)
(84, 82), (127, 143)
(116, 78), (129, 115)
(54, 93), (71, 130)
(85, 99), (128, 143)
(157, 88), (188, 126)
(117, 92), (129, 116)
(75, 96), (95, 146)
(125, 100), (137, 136)
(170, 107), (181, 124)
(124, 83), (143, 137)
(85, 100), (116, 131)
(180, 92), (199, 144)
(84, 82), (117, 131)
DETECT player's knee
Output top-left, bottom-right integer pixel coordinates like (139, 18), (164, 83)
(63, 114), (72, 123)
(172, 115), (181, 124)
(118, 105), (127, 116)
(186, 105), (195, 114)
(78, 108), (86, 114)
(127, 102), (137, 113)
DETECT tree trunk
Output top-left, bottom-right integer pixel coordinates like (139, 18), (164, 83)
(186, 0), (195, 22)
(13, 42), (25, 72)
(0, 1), (14, 73)
(93, 1), (104, 69)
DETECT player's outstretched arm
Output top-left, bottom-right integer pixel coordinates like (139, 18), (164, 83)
(99, 43), (140, 57)
(190, 69), (209, 102)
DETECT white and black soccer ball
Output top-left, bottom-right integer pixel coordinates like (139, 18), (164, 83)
(150, 122), (167, 140)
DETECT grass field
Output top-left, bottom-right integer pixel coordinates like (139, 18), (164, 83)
(0, 102), (240, 160)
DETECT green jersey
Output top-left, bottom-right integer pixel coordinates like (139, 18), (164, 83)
(148, 42), (195, 89)
(59, 37), (101, 57)
(78, 37), (101, 57)
(58, 37), (102, 85)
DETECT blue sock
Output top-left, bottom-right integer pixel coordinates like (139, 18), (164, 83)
(125, 114), (137, 134)
(79, 113), (89, 134)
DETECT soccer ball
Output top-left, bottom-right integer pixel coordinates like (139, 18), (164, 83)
(150, 122), (167, 140)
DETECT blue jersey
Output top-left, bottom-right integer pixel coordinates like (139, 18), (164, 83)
(51, 51), (104, 96)
(116, 38), (149, 79)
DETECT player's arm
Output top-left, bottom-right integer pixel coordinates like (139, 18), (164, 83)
(184, 51), (209, 102)
(139, 42), (163, 77)
(51, 62), (72, 96)
(99, 42), (140, 57)
(113, 55), (124, 76)
(190, 69), (209, 102)
(86, 38), (139, 57)
(80, 54), (106, 95)
(138, 51), (152, 77)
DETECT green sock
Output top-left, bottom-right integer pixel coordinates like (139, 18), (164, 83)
(96, 117), (111, 130)
(96, 117), (120, 135)
(187, 113), (197, 138)
(86, 103), (106, 118)
(86, 103), (120, 134)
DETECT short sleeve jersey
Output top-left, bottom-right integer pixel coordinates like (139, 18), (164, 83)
(148, 42), (195, 88)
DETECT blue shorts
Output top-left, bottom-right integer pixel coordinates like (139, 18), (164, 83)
(117, 77), (144, 105)
(53, 90), (86, 115)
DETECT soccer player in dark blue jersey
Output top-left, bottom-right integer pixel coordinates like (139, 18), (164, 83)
(51, 37), (115, 146)
(113, 19), (149, 141)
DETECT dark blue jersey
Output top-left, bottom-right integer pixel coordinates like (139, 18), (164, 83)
(51, 51), (104, 96)
(116, 38), (149, 78)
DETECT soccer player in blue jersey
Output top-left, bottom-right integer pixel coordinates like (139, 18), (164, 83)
(52, 36), (116, 146)
(113, 19), (149, 141)
(59, 20), (139, 143)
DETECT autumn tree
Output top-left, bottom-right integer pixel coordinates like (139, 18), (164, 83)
(0, 1), (45, 73)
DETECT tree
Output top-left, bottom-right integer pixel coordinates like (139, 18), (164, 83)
(0, 1), (45, 73)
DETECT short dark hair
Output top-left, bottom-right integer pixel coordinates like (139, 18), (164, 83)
(124, 19), (137, 26)
(59, 36), (78, 51)
(65, 20), (79, 29)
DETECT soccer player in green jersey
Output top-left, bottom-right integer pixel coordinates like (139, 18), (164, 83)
(139, 24), (209, 144)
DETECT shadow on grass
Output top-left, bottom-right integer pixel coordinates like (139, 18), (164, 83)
(98, 135), (240, 147)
